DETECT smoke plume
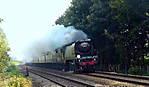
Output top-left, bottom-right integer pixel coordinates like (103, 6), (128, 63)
(24, 25), (87, 62)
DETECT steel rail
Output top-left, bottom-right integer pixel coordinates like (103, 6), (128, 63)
(96, 71), (149, 80)
(29, 70), (65, 87)
(85, 72), (149, 86)
(29, 68), (96, 87)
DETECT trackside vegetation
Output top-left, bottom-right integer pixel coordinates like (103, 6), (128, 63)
(56, 0), (149, 75)
(0, 20), (32, 87)
(0, 62), (32, 87)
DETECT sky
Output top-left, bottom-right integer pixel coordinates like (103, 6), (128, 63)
(0, 0), (71, 61)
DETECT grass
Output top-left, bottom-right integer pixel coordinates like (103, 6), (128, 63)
(0, 62), (32, 87)
(0, 73), (32, 87)
(142, 74), (149, 76)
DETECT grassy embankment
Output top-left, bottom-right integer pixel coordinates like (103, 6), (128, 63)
(0, 61), (32, 87)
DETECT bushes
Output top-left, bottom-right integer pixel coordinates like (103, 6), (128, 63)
(7, 74), (32, 87)
(0, 62), (32, 87)
(0, 21), (32, 87)
(0, 68), (32, 87)
(128, 66), (142, 75)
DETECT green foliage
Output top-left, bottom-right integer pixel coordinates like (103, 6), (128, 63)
(0, 18), (4, 23)
(7, 63), (17, 72)
(0, 28), (10, 73)
(0, 68), (32, 87)
(0, 19), (31, 87)
(0, 59), (31, 87)
(142, 73), (149, 76)
(144, 56), (149, 63)
(56, 0), (149, 72)
(128, 66), (142, 75)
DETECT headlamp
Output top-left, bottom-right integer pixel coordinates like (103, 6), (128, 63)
(77, 55), (81, 58)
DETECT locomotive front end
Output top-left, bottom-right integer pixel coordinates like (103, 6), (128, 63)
(74, 39), (98, 72)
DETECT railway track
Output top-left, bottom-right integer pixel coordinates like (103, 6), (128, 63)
(85, 71), (149, 86)
(29, 68), (101, 87)
(26, 66), (142, 87)
(24, 65), (149, 86)
(29, 69), (65, 87)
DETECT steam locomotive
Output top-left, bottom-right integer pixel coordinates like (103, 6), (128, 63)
(31, 39), (98, 73)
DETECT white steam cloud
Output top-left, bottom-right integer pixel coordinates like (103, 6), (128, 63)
(24, 25), (87, 62)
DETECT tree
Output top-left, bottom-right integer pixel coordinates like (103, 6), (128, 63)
(0, 18), (4, 23)
(56, 0), (149, 72)
(0, 27), (10, 73)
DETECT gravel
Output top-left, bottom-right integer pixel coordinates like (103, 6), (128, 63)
(29, 72), (61, 87)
